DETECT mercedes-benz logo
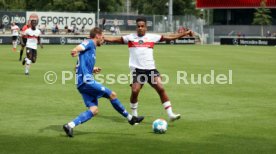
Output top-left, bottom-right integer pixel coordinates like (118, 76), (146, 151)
(2, 15), (10, 25)
(60, 37), (66, 45)
(170, 40), (175, 45)
(233, 38), (238, 45)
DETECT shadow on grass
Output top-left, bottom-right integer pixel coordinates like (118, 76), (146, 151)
(39, 124), (135, 137)
(38, 125), (93, 137)
(97, 115), (153, 125)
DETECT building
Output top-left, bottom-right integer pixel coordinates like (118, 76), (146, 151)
(196, 0), (276, 25)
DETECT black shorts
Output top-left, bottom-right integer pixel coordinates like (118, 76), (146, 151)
(26, 47), (37, 63)
(12, 36), (18, 41)
(22, 38), (27, 45)
(131, 68), (160, 85)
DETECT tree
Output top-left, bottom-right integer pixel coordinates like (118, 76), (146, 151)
(0, 0), (25, 10)
(252, 0), (272, 36)
(131, 0), (197, 15)
(0, 0), (6, 9)
(0, 0), (124, 12)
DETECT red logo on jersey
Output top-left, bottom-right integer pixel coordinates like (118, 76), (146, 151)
(128, 41), (154, 48)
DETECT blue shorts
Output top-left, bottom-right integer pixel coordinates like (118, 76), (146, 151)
(77, 81), (112, 108)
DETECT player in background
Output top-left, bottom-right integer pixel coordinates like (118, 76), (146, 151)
(63, 27), (144, 138)
(104, 17), (194, 121)
(11, 22), (20, 52)
(21, 20), (43, 75)
(19, 20), (31, 61)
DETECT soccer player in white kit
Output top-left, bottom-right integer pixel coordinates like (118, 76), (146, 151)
(22, 20), (43, 75)
(11, 22), (20, 52)
(104, 17), (194, 121)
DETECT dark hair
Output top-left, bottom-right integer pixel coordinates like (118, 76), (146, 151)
(90, 27), (103, 38)
(136, 17), (147, 24)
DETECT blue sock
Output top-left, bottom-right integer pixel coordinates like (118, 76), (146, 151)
(110, 98), (129, 118)
(73, 110), (94, 126)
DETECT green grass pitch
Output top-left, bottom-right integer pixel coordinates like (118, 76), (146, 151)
(0, 44), (276, 153)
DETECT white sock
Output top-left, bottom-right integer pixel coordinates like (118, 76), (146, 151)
(127, 114), (133, 121)
(163, 101), (174, 117)
(68, 122), (75, 128)
(13, 42), (16, 48)
(25, 65), (30, 74)
(25, 58), (31, 64)
(130, 102), (138, 116)
(25, 58), (31, 73)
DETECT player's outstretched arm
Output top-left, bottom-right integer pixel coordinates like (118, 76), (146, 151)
(104, 36), (124, 44)
(162, 30), (194, 41)
(71, 45), (84, 57)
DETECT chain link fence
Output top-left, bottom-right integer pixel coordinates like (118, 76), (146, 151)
(99, 14), (210, 43)
(1, 10), (214, 44)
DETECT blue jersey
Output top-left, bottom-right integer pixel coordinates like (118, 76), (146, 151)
(76, 39), (96, 87)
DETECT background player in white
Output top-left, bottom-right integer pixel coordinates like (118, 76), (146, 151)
(22, 20), (43, 75)
(11, 22), (20, 52)
(19, 20), (31, 61)
(104, 17), (194, 121)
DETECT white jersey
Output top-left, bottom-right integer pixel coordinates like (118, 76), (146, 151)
(122, 33), (163, 70)
(11, 25), (20, 36)
(24, 28), (41, 50)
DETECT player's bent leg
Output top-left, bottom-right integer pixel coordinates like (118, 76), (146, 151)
(75, 109), (94, 125)
(130, 82), (142, 103)
(70, 109), (94, 129)
(31, 50), (37, 63)
(23, 48), (33, 75)
(89, 106), (99, 115)
(150, 76), (169, 102)
(109, 91), (144, 125)
(19, 47), (24, 61)
(22, 48), (28, 66)
(28, 49), (37, 63)
(31, 57), (36, 63)
(130, 83), (142, 116)
(109, 91), (129, 118)
(24, 58), (32, 75)
(19, 38), (27, 61)
(31, 55), (36, 63)
(63, 91), (98, 137)
(151, 77), (181, 121)
(109, 91), (117, 100)
(63, 107), (95, 138)
(12, 36), (17, 52)
(12, 41), (16, 52)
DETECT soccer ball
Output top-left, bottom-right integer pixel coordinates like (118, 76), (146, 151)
(152, 118), (168, 134)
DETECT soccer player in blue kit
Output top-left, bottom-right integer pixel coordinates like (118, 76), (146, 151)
(63, 27), (144, 137)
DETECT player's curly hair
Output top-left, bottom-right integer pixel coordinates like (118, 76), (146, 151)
(90, 27), (102, 38)
(136, 17), (147, 24)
